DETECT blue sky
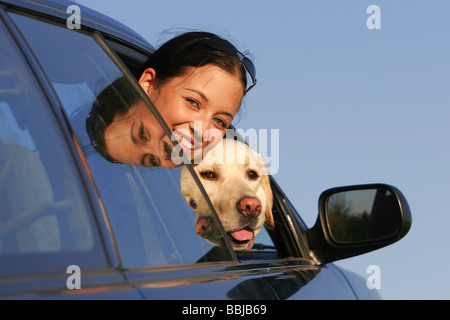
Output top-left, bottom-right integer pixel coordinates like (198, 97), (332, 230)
(76, 0), (450, 299)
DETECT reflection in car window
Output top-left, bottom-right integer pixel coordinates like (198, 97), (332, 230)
(10, 12), (235, 267)
(0, 18), (106, 276)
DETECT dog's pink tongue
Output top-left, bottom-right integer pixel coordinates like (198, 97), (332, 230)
(231, 228), (253, 241)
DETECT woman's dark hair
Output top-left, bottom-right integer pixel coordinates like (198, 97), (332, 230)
(87, 76), (141, 160)
(141, 31), (248, 91)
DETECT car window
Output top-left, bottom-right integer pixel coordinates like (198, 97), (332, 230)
(9, 11), (236, 267)
(0, 18), (107, 276)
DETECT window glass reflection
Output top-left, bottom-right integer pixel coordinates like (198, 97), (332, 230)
(0, 18), (105, 275)
(10, 12), (235, 267)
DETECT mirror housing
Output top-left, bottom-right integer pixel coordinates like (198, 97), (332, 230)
(307, 184), (412, 265)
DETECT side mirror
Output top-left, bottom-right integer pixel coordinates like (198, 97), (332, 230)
(307, 184), (412, 265)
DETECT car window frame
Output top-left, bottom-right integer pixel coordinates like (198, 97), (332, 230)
(4, 6), (241, 268)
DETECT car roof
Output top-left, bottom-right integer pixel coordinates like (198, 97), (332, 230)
(1, 0), (154, 53)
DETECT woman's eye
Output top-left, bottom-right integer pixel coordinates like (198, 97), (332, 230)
(213, 118), (227, 129)
(149, 154), (159, 167)
(186, 98), (200, 109)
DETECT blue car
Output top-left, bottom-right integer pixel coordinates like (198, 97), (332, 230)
(0, 0), (411, 300)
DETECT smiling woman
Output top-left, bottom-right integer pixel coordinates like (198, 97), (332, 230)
(89, 31), (256, 168)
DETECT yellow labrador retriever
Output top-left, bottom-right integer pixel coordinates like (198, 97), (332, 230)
(180, 139), (274, 251)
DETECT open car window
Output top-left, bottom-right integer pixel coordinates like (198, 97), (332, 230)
(9, 11), (235, 267)
(10, 10), (303, 266)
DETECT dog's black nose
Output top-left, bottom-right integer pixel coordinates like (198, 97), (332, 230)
(237, 197), (262, 218)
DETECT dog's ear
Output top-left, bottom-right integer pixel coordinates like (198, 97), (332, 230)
(259, 155), (275, 229)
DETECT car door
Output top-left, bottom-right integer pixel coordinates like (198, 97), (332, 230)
(0, 9), (143, 299)
(3, 7), (278, 299)
(4, 3), (367, 300)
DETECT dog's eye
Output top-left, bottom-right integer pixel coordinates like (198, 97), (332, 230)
(189, 199), (197, 210)
(200, 171), (217, 181)
(248, 170), (259, 180)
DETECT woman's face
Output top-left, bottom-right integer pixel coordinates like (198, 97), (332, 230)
(103, 65), (244, 168)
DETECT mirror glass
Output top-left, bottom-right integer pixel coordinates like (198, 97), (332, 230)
(326, 187), (401, 243)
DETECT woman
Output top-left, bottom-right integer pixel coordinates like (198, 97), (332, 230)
(87, 31), (256, 168)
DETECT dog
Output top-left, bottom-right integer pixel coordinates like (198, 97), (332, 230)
(180, 139), (274, 251)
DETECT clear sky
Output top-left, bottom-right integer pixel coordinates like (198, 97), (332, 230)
(76, 0), (450, 299)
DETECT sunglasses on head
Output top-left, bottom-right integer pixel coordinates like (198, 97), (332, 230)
(201, 37), (257, 94)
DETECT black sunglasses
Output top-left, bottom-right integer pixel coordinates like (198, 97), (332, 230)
(201, 37), (257, 94)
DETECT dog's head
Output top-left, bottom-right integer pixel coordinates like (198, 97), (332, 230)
(180, 139), (274, 251)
